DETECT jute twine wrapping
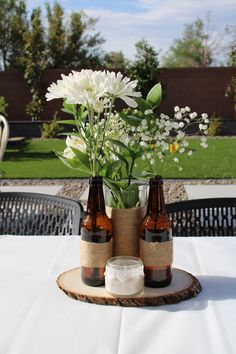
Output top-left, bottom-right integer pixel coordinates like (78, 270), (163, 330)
(80, 239), (113, 267)
(140, 239), (173, 267)
(106, 206), (146, 257)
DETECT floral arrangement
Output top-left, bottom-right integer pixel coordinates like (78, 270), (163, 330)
(46, 69), (141, 177)
(46, 69), (209, 208)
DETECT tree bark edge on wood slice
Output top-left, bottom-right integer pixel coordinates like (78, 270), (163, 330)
(56, 267), (202, 307)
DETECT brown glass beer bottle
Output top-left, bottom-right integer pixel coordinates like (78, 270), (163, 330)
(140, 176), (173, 288)
(80, 176), (113, 286)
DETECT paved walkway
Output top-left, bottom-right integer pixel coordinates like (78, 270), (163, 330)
(184, 184), (236, 199)
(0, 181), (235, 201)
(0, 185), (62, 195)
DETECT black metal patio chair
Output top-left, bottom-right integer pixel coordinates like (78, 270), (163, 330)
(0, 192), (85, 235)
(166, 198), (236, 236)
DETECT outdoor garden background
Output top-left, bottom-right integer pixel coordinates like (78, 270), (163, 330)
(0, 1), (235, 203)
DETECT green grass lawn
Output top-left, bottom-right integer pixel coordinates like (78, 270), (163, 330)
(1, 137), (236, 179)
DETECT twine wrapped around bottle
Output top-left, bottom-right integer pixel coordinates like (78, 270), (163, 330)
(106, 206), (146, 257)
(140, 239), (173, 267)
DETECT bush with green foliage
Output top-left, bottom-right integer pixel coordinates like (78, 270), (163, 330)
(225, 46), (236, 114)
(41, 112), (63, 139)
(127, 39), (160, 97)
(0, 96), (8, 116)
(208, 113), (222, 136)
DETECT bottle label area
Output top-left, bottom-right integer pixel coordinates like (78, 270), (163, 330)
(80, 238), (113, 268)
(140, 239), (173, 267)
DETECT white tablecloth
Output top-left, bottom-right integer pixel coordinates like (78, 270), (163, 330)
(0, 236), (236, 354)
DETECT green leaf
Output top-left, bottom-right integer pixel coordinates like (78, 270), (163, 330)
(62, 102), (75, 115)
(132, 171), (154, 179)
(119, 112), (142, 127)
(61, 108), (74, 115)
(70, 147), (90, 169)
(57, 154), (90, 176)
(108, 139), (131, 155)
(108, 148), (130, 176)
(135, 97), (150, 112)
(146, 83), (162, 109)
(107, 160), (123, 179)
(57, 120), (76, 125)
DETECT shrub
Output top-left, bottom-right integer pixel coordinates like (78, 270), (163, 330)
(0, 96), (8, 117)
(208, 113), (222, 136)
(41, 112), (63, 139)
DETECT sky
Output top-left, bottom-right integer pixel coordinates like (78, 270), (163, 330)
(27, 0), (236, 61)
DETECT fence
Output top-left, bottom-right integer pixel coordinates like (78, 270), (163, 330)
(0, 67), (235, 136)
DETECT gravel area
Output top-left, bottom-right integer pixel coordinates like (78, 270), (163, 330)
(0, 178), (235, 204)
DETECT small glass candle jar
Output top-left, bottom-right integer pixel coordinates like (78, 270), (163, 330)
(105, 256), (144, 297)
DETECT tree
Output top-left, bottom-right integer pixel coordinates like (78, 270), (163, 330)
(46, 2), (66, 68)
(23, 7), (47, 120)
(103, 51), (126, 70)
(0, 0), (27, 70)
(0, 1), (104, 71)
(225, 45), (236, 114)
(44, 3), (104, 69)
(127, 39), (160, 96)
(63, 11), (104, 69)
(162, 15), (220, 67)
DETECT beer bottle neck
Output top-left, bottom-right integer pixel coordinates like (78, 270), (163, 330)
(87, 176), (106, 214)
(147, 176), (166, 215)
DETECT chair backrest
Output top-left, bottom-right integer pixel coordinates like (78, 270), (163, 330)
(166, 198), (236, 236)
(0, 192), (85, 235)
(0, 115), (9, 161)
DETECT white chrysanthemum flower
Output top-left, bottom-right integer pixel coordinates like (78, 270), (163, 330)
(188, 150), (193, 156)
(174, 157), (179, 163)
(46, 69), (141, 111)
(174, 106), (180, 112)
(181, 108), (186, 113)
(150, 159), (155, 165)
(105, 71), (141, 108)
(46, 70), (107, 112)
(66, 135), (86, 152)
(201, 113), (208, 119)
(179, 147), (185, 153)
(185, 106), (191, 112)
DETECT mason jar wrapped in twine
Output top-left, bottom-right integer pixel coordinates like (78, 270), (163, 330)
(105, 185), (147, 257)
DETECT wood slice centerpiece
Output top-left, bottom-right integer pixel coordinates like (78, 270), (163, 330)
(56, 267), (202, 307)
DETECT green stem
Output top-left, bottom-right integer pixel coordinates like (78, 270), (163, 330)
(101, 96), (115, 148)
(128, 158), (135, 185)
(87, 104), (96, 176)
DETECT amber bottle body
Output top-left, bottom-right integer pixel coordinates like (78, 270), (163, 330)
(80, 177), (112, 286)
(140, 176), (173, 288)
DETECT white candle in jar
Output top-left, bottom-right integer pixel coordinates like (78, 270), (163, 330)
(105, 256), (144, 297)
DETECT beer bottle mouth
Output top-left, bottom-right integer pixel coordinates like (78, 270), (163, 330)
(89, 176), (103, 184)
(149, 176), (163, 185)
